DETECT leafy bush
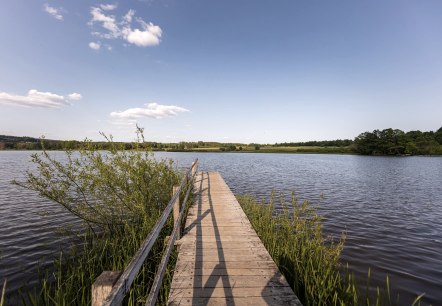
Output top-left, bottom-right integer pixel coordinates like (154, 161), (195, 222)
(15, 128), (182, 305)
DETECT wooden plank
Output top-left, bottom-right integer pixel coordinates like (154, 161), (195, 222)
(177, 248), (273, 257)
(169, 296), (300, 306)
(170, 286), (295, 298)
(176, 255), (274, 263)
(179, 236), (263, 243)
(171, 274), (290, 289)
(174, 260), (278, 270)
(178, 242), (261, 250)
(173, 267), (281, 277)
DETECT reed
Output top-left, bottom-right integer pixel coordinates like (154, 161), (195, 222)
(237, 194), (424, 306)
(22, 216), (181, 305)
(1, 279), (6, 306)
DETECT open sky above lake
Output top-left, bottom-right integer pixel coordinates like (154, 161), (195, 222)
(0, 0), (441, 143)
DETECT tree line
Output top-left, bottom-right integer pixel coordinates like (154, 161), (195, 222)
(1, 126), (442, 155)
(353, 127), (442, 155)
(275, 139), (353, 147)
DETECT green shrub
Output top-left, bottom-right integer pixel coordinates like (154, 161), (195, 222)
(15, 128), (183, 305)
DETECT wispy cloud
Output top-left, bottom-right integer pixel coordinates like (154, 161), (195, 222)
(89, 42), (101, 50)
(67, 93), (82, 100)
(44, 3), (64, 21)
(100, 4), (117, 11)
(110, 103), (189, 120)
(90, 6), (120, 38)
(0, 89), (82, 108)
(89, 5), (162, 48)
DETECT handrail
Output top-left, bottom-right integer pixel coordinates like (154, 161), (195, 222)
(145, 164), (197, 306)
(99, 159), (198, 306)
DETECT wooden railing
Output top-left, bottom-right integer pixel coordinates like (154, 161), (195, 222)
(92, 159), (199, 306)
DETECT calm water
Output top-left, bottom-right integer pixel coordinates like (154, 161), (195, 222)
(1, 151), (441, 305)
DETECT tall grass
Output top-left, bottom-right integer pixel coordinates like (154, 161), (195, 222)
(22, 215), (182, 305)
(1, 279), (6, 306)
(237, 194), (424, 306)
(14, 128), (190, 305)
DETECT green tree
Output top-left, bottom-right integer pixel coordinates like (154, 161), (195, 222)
(435, 127), (442, 145)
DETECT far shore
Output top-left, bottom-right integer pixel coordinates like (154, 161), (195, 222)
(2, 147), (442, 156)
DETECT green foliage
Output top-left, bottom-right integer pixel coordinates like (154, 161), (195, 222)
(16, 130), (179, 234)
(15, 128), (184, 305)
(275, 139), (353, 147)
(354, 127), (442, 155)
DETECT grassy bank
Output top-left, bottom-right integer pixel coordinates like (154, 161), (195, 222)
(237, 194), (424, 306)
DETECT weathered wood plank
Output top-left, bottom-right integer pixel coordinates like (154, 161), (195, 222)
(178, 242), (261, 250)
(170, 286), (295, 298)
(174, 260), (278, 270)
(173, 267), (281, 277)
(171, 273), (290, 289)
(177, 248), (272, 257)
(176, 253), (274, 262)
(169, 296), (300, 306)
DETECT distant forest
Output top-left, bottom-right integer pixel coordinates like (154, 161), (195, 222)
(353, 127), (442, 155)
(1, 127), (442, 155)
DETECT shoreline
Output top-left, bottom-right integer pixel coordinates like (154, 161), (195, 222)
(2, 149), (442, 157)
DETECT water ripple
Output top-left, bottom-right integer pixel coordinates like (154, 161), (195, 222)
(1, 151), (441, 305)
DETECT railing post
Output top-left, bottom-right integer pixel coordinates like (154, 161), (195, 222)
(172, 186), (180, 240)
(191, 161), (197, 178)
(92, 271), (122, 306)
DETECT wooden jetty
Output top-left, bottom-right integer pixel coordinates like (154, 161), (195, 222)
(168, 171), (301, 305)
(92, 161), (301, 306)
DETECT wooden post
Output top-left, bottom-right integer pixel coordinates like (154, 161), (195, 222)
(191, 161), (197, 178)
(92, 271), (122, 306)
(173, 185), (180, 240)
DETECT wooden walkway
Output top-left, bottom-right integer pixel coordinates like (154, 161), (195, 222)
(169, 171), (302, 306)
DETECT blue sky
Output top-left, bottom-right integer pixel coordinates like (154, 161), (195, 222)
(0, 0), (441, 143)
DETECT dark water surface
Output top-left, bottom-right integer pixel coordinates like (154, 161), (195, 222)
(1, 151), (441, 305)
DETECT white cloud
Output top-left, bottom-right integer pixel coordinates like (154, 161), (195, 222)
(0, 89), (82, 108)
(89, 7), (162, 48)
(123, 9), (135, 23)
(110, 103), (189, 120)
(100, 4), (117, 11)
(89, 42), (101, 50)
(44, 3), (64, 21)
(90, 7), (120, 38)
(67, 93), (83, 100)
(123, 26), (161, 47)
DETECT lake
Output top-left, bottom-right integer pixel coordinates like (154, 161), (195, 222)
(1, 151), (441, 305)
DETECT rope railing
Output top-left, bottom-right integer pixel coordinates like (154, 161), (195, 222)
(92, 159), (199, 306)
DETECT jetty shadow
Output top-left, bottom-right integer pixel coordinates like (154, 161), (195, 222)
(261, 262), (303, 305)
(192, 171), (235, 306)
